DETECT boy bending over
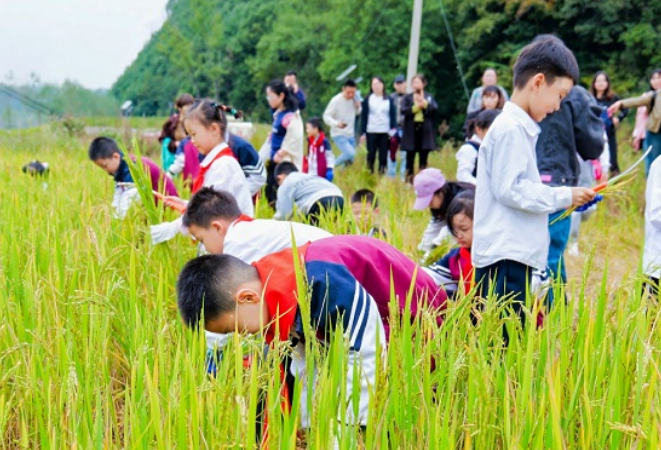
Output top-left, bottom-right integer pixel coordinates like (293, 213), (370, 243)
(176, 235), (446, 426)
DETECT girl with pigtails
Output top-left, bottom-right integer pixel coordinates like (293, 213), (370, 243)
(150, 99), (254, 245)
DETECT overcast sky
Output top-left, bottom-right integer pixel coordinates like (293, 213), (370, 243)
(0, 0), (168, 89)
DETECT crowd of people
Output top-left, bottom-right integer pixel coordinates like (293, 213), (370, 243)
(83, 35), (661, 439)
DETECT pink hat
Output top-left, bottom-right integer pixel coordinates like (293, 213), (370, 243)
(413, 168), (446, 210)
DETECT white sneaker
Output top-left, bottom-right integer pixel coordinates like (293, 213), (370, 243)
(568, 242), (580, 257)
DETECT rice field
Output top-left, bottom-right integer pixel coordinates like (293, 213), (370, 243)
(0, 120), (659, 449)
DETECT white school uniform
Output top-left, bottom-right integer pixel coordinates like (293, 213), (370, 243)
(205, 219), (332, 350)
(149, 143), (254, 244)
(472, 102), (573, 271)
(644, 157), (661, 279)
(455, 134), (482, 185)
(200, 143), (254, 216)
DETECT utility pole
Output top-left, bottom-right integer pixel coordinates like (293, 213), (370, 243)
(406, 0), (423, 92)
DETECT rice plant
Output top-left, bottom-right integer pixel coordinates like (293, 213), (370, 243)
(0, 122), (659, 449)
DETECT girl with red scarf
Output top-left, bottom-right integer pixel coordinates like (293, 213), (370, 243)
(149, 99), (253, 245)
(303, 117), (335, 181)
(424, 190), (475, 298)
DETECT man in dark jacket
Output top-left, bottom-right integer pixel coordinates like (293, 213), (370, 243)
(536, 85), (604, 287)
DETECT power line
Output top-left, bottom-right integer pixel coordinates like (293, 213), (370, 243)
(0, 85), (60, 117)
(438, 0), (470, 102)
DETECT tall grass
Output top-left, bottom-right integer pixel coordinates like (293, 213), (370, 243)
(1, 124), (659, 449)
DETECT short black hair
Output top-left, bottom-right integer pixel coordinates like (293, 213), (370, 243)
(286, 70), (297, 77)
(88, 137), (121, 161)
(446, 190), (475, 238)
(274, 161), (299, 178)
(475, 109), (502, 130)
(350, 189), (378, 209)
(182, 187), (242, 228)
(306, 117), (325, 133)
(343, 79), (357, 88)
(176, 254), (258, 328)
(513, 37), (579, 89)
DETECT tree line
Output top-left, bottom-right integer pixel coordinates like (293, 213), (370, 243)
(111, 0), (661, 135)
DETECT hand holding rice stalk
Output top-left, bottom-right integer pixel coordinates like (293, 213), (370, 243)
(552, 146), (652, 223)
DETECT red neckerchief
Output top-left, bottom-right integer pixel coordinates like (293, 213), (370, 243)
(231, 214), (254, 227)
(252, 243), (310, 344)
(305, 132), (327, 177)
(458, 247), (474, 295)
(191, 145), (236, 194)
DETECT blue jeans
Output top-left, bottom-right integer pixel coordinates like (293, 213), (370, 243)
(548, 211), (571, 285)
(387, 150), (407, 179)
(644, 130), (661, 176)
(333, 135), (356, 167)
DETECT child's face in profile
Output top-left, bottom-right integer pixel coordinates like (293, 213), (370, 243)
(188, 223), (225, 255)
(276, 174), (287, 186)
(185, 118), (221, 155)
(351, 202), (378, 230)
(305, 123), (319, 138)
(451, 213), (473, 248)
(528, 75), (573, 122)
(205, 285), (267, 335)
(93, 153), (121, 176)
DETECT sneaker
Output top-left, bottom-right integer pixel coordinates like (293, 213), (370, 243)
(568, 242), (580, 257)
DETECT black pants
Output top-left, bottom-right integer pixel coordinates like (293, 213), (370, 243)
(366, 133), (389, 174)
(265, 161), (277, 206)
(307, 195), (344, 226)
(475, 260), (543, 344)
(405, 122), (430, 182)
(607, 128), (619, 172)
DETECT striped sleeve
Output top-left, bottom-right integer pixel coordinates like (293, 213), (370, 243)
(305, 260), (374, 351)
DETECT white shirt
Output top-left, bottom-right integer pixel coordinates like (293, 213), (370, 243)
(644, 157), (661, 278)
(149, 143), (254, 245)
(224, 218), (332, 262)
(455, 134), (482, 185)
(206, 218), (333, 349)
(201, 143), (254, 217)
(472, 102), (573, 270)
(112, 186), (140, 219)
(367, 95), (391, 133)
(323, 93), (361, 138)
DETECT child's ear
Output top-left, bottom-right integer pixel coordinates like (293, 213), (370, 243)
(210, 220), (226, 235)
(531, 73), (546, 90)
(236, 288), (261, 304)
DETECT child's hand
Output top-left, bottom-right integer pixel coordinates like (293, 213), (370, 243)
(360, 135), (366, 145)
(163, 196), (187, 209)
(576, 194), (603, 212)
(570, 187), (596, 208)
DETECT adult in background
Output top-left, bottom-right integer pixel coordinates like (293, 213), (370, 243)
(388, 74), (408, 179)
(609, 69), (661, 175)
(360, 77), (397, 174)
(590, 71), (628, 175)
(401, 74), (438, 183)
(466, 68), (510, 114)
(323, 79), (362, 168)
(264, 80), (304, 205)
(284, 70), (307, 111)
(462, 85), (505, 140)
(536, 85), (604, 288)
